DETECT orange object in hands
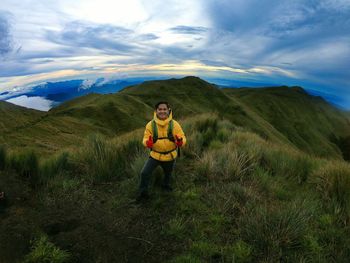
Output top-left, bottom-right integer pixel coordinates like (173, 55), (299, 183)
(146, 135), (153, 148)
(175, 135), (183, 147)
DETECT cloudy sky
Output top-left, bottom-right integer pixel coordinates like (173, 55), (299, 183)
(1, 0), (350, 108)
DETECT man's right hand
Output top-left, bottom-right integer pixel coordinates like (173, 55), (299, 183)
(146, 136), (153, 149)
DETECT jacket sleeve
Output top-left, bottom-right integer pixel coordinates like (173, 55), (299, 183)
(142, 121), (153, 147)
(173, 120), (186, 146)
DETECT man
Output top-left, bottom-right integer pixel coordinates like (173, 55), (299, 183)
(137, 101), (186, 201)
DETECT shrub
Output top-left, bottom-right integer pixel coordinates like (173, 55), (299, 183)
(23, 234), (70, 263)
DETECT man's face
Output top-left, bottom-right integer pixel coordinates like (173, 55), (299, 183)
(156, 104), (169, 120)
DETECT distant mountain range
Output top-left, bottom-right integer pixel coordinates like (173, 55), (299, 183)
(1, 76), (346, 111)
(1, 76), (349, 160)
(0, 78), (150, 109)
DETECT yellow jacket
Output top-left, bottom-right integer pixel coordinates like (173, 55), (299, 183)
(143, 111), (186, 161)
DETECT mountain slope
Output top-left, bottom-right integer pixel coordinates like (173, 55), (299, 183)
(2, 77), (286, 155)
(0, 101), (45, 134)
(1, 114), (350, 262)
(223, 86), (350, 157)
(1, 76), (349, 159)
(118, 77), (297, 146)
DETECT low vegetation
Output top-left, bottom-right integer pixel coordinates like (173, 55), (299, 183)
(1, 113), (350, 262)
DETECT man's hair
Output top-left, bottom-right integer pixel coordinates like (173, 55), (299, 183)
(155, 101), (170, 109)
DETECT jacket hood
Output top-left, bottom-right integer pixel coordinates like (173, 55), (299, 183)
(153, 110), (173, 126)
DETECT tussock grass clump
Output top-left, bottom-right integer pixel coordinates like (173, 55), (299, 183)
(182, 131), (203, 158)
(193, 116), (219, 148)
(195, 116), (218, 134)
(312, 161), (350, 220)
(23, 234), (70, 263)
(0, 145), (6, 170)
(77, 134), (123, 182)
(39, 152), (70, 184)
(196, 151), (217, 180)
(218, 145), (256, 181)
(76, 134), (146, 182)
(230, 130), (266, 162)
(7, 150), (39, 180)
(240, 202), (312, 261)
(260, 147), (314, 183)
(182, 115), (238, 157)
(196, 143), (256, 182)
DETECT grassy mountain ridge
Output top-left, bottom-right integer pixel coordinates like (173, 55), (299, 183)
(223, 86), (350, 158)
(0, 100), (45, 133)
(2, 77), (350, 261)
(1, 76), (349, 160)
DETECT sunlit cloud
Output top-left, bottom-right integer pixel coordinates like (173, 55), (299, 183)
(0, 60), (299, 93)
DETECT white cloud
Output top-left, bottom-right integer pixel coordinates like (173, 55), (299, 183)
(6, 95), (54, 111)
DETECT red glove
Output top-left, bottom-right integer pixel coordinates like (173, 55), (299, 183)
(175, 135), (183, 147)
(146, 136), (153, 149)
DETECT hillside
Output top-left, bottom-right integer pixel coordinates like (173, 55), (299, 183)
(1, 76), (349, 160)
(2, 78), (350, 262)
(1, 114), (350, 262)
(223, 87), (350, 158)
(0, 101), (45, 133)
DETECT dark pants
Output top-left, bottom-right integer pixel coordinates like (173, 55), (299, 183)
(139, 157), (175, 193)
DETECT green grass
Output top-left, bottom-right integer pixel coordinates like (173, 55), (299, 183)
(7, 149), (39, 182)
(23, 234), (70, 263)
(312, 161), (350, 221)
(224, 86), (349, 158)
(39, 152), (70, 184)
(2, 76), (349, 161)
(1, 105), (350, 262)
(239, 201), (313, 262)
(74, 134), (144, 182)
